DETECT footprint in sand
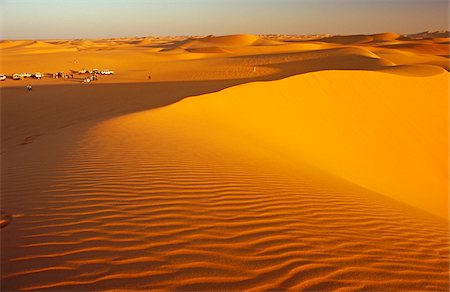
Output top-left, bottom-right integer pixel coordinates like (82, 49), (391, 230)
(0, 212), (23, 228)
(19, 134), (42, 146)
(0, 214), (13, 228)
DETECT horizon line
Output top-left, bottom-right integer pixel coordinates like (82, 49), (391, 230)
(1, 29), (448, 41)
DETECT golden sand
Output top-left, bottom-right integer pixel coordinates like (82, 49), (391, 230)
(1, 33), (449, 291)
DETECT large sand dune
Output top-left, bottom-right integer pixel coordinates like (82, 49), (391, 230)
(1, 33), (449, 291)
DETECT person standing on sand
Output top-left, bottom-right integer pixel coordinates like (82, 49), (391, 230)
(26, 85), (32, 91)
(148, 75), (151, 80)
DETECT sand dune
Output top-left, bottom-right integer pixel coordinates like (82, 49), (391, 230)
(2, 69), (449, 291)
(1, 33), (449, 291)
(317, 34), (374, 45)
(23, 41), (59, 49)
(1, 32), (448, 80)
(70, 40), (96, 47)
(253, 38), (286, 46)
(167, 70), (448, 219)
(406, 30), (449, 40)
(164, 34), (261, 53)
(319, 33), (401, 45)
(378, 42), (450, 56)
(186, 47), (230, 54)
(199, 34), (261, 46)
(0, 40), (35, 49)
(370, 32), (400, 42)
(432, 37), (450, 44)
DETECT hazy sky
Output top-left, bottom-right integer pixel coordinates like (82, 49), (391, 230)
(1, 0), (448, 39)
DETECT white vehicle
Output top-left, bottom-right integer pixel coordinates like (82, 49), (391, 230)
(0, 74), (6, 81)
(101, 69), (114, 75)
(12, 73), (24, 80)
(34, 72), (42, 79)
(22, 73), (32, 78)
(92, 69), (100, 74)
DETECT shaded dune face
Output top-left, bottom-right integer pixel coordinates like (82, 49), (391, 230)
(1, 70), (449, 291)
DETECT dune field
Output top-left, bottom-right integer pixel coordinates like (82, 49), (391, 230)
(1, 32), (449, 291)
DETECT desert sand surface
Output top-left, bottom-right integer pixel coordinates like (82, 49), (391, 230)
(1, 32), (449, 291)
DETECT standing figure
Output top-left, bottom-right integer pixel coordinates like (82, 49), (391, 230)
(26, 85), (32, 91)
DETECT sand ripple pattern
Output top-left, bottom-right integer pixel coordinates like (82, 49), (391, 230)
(1, 113), (448, 291)
(2, 69), (450, 291)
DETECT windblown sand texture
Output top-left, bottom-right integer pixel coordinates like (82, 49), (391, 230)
(1, 32), (449, 291)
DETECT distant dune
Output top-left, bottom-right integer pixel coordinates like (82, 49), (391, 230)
(1, 33), (449, 291)
(406, 30), (450, 39)
(371, 32), (400, 42)
(318, 34), (375, 45)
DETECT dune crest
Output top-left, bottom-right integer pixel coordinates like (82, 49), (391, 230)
(371, 32), (400, 42)
(199, 34), (261, 46)
(130, 70), (449, 219)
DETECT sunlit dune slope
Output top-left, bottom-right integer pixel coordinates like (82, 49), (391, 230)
(110, 69), (449, 219)
(1, 69), (448, 291)
(371, 32), (400, 42)
(197, 34), (261, 47)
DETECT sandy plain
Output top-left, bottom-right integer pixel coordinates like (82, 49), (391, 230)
(1, 32), (449, 291)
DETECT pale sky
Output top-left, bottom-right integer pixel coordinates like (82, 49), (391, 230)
(0, 0), (448, 39)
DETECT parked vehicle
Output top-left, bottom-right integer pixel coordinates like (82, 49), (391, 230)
(101, 69), (114, 75)
(22, 73), (32, 78)
(0, 74), (6, 81)
(93, 69), (100, 74)
(13, 73), (24, 80)
(34, 72), (42, 79)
